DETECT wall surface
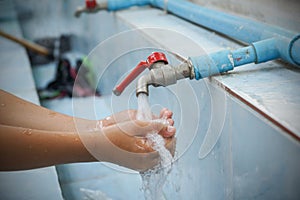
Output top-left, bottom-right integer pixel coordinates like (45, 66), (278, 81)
(6, 0), (300, 199)
(115, 7), (300, 199)
(189, 0), (300, 32)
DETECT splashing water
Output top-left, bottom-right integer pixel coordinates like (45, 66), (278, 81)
(141, 133), (173, 200)
(137, 93), (173, 200)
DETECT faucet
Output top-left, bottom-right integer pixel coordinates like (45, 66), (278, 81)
(74, 0), (107, 17)
(114, 34), (299, 97)
(113, 52), (194, 97)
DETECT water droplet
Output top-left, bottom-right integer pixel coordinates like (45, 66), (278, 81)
(1, 103), (5, 107)
(23, 129), (32, 136)
(96, 120), (103, 129)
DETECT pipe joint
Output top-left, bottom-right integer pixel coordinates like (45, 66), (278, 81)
(251, 38), (280, 64)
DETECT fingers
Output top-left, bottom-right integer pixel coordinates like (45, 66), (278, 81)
(104, 108), (175, 138)
(141, 108), (176, 138)
(113, 118), (175, 138)
(159, 125), (176, 138)
(159, 108), (173, 119)
(106, 109), (173, 126)
(167, 118), (174, 126)
(110, 110), (136, 124)
(109, 119), (164, 138)
(150, 118), (176, 138)
(158, 108), (175, 138)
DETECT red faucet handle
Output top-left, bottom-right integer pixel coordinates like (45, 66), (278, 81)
(113, 52), (168, 96)
(147, 52), (168, 66)
(113, 61), (149, 96)
(85, 0), (97, 9)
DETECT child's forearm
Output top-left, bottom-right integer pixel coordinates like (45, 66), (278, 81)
(0, 89), (97, 132)
(0, 124), (98, 171)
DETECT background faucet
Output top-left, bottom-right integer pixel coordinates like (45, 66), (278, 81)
(74, 0), (107, 17)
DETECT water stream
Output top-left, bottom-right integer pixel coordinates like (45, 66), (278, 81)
(79, 93), (174, 200)
(137, 93), (174, 200)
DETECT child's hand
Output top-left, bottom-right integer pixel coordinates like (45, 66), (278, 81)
(99, 108), (176, 171)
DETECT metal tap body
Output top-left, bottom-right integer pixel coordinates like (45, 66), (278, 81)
(136, 61), (193, 96)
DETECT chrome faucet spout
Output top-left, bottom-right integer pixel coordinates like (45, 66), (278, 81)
(136, 74), (152, 96)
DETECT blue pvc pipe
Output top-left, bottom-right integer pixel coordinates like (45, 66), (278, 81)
(231, 45), (257, 66)
(107, 0), (149, 11)
(105, 0), (300, 66)
(190, 49), (235, 80)
(149, 0), (295, 42)
(190, 38), (281, 80)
